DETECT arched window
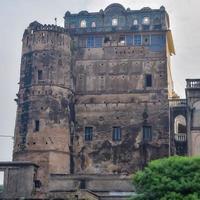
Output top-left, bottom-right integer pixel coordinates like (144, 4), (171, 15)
(80, 20), (86, 28)
(133, 19), (138, 25)
(112, 18), (118, 26)
(143, 17), (150, 25)
(91, 22), (96, 27)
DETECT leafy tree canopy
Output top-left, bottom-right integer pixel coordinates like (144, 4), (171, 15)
(130, 156), (200, 200)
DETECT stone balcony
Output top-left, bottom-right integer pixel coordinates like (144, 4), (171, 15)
(169, 99), (187, 107)
(174, 133), (187, 142)
(186, 79), (200, 89)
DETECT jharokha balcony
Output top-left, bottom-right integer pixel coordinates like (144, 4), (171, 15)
(186, 79), (200, 89)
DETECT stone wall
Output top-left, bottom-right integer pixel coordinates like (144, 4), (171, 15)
(73, 31), (169, 174)
(13, 22), (73, 196)
(0, 162), (38, 199)
(48, 174), (133, 199)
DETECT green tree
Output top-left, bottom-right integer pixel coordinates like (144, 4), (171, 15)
(130, 156), (200, 200)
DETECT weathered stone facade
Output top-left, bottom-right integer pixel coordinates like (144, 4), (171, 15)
(13, 22), (73, 196)
(66, 3), (173, 175)
(11, 4), (173, 198)
(3, 3), (200, 200)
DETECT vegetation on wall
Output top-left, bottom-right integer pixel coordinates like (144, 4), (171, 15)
(130, 156), (200, 200)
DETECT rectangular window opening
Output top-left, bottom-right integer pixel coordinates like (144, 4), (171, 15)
(143, 126), (152, 141)
(34, 120), (40, 132)
(0, 171), (4, 193)
(113, 127), (121, 141)
(145, 74), (152, 87)
(80, 179), (86, 189)
(85, 127), (93, 141)
(34, 180), (41, 188)
(38, 70), (43, 81)
(104, 36), (111, 44)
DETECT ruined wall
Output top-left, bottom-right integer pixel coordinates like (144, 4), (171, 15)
(73, 32), (169, 174)
(13, 22), (73, 195)
(0, 162), (38, 199)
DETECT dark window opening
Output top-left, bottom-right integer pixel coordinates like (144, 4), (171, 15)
(113, 127), (121, 141)
(143, 35), (150, 46)
(145, 74), (152, 87)
(0, 171), (4, 192)
(34, 120), (40, 132)
(85, 127), (93, 141)
(34, 180), (41, 188)
(178, 124), (186, 133)
(119, 35), (125, 45)
(38, 70), (43, 81)
(143, 126), (152, 141)
(80, 179), (86, 189)
(104, 36), (111, 43)
(176, 143), (187, 156)
(58, 59), (62, 65)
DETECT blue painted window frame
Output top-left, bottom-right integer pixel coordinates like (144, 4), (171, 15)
(145, 74), (152, 87)
(134, 35), (141, 45)
(87, 36), (94, 48)
(143, 126), (152, 141)
(85, 127), (93, 141)
(113, 127), (121, 141)
(87, 36), (102, 48)
(126, 35), (133, 46)
(95, 36), (103, 48)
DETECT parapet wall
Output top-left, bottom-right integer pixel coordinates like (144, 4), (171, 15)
(22, 21), (71, 54)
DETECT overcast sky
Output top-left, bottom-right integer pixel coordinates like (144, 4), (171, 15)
(0, 0), (200, 164)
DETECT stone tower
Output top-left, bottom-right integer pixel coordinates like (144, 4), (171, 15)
(13, 22), (73, 195)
